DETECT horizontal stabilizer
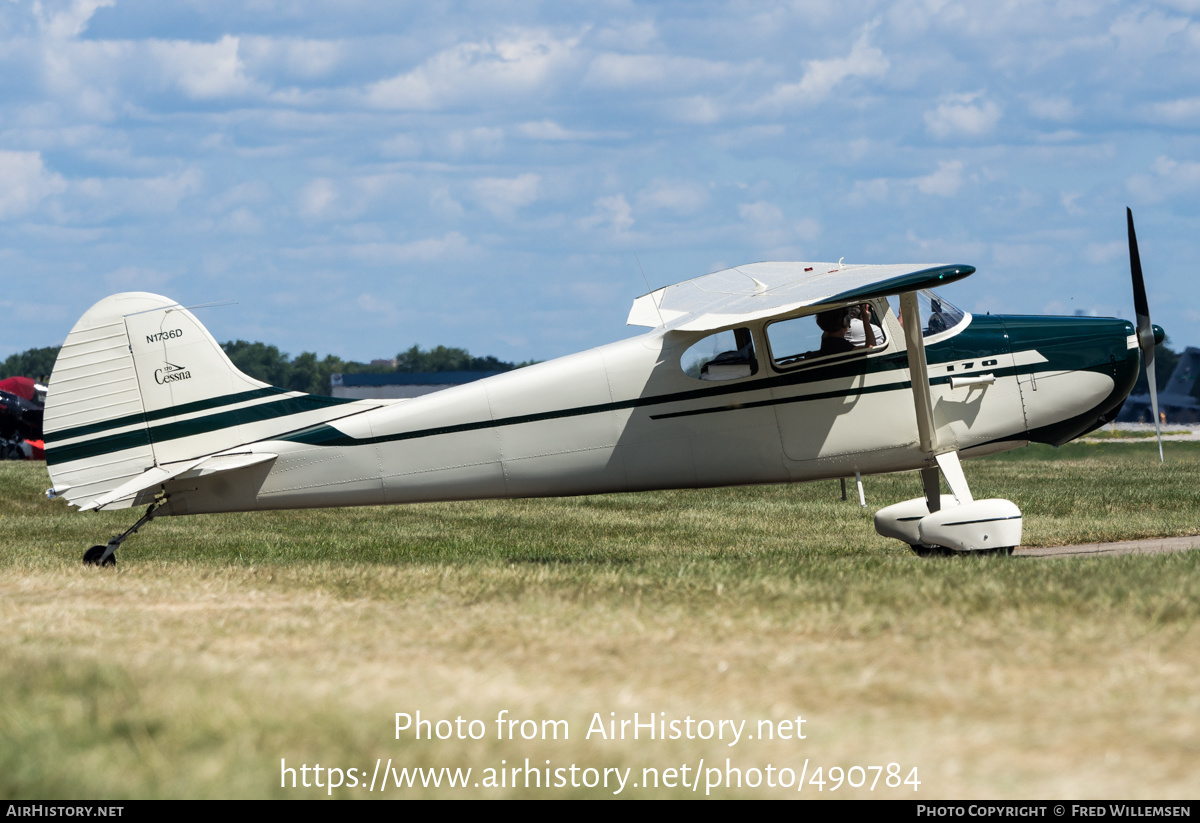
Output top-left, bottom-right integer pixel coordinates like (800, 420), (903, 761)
(81, 451), (278, 511)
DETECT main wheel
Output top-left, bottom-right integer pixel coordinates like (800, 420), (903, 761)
(909, 543), (955, 558)
(83, 545), (116, 566)
(972, 546), (1015, 557)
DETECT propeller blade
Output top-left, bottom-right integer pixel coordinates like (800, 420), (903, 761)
(1127, 207), (1163, 462)
(1145, 347), (1163, 462)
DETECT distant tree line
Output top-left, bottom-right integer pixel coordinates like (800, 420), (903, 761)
(2, 342), (537, 396)
(0, 346), (59, 383)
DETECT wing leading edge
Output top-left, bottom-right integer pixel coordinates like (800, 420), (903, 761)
(627, 262), (975, 332)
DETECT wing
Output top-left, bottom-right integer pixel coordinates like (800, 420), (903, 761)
(627, 262), (974, 332)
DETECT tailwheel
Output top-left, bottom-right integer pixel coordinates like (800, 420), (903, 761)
(81, 496), (168, 568)
(83, 545), (116, 567)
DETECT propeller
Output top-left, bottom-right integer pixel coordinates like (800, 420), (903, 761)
(1126, 207), (1163, 462)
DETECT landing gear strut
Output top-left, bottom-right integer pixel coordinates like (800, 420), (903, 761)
(81, 496), (169, 567)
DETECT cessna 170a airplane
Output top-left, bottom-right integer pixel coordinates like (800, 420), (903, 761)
(45, 211), (1166, 564)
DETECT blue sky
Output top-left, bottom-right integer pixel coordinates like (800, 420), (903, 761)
(2, 0), (1197, 366)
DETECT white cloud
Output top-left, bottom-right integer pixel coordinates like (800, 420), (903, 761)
(589, 20), (658, 51)
(444, 127), (504, 156)
(735, 200), (818, 254)
(1127, 155), (1200, 203)
(583, 53), (737, 91)
(134, 168), (204, 211)
(1085, 241), (1125, 265)
(739, 200), (817, 249)
(296, 175), (401, 221)
(104, 265), (175, 291)
(1147, 97), (1200, 124)
(66, 168), (202, 220)
(636, 179), (709, 215)
(844, 178), (892, 206)
(349, 232), (473, 264)
(738, 200), (783, 227)
(239, 36), (342, 82)
(470, 173), (540, 218)
(668, 95), (723, 125)
(793, 217), (821, 243)
(515, 120), (625, 141)
(581, 194), (633, 233)
(430, 187), (464, 219)
(1027, 96), (1077, 122)
(0, 151), (67, 219)
(756, 26), (888, 110)
(365, 31), (580, 110)
(1110, 9), (1192, 55)
(34, 0), (113, 40)
(845, 178), (890, 206)
(381, 133), (423, 157)
(220, 207), (263, 235)
(147, 36), (263, 100)
(711, 124), (785, 149)
(299, 178), (338, 219)
(925, 92), (1002, 138)
(914, 160), (964, 197)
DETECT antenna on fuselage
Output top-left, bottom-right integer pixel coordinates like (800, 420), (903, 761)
(636, 254), (666, 328)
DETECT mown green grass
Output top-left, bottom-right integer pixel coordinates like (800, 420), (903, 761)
(1, 442), (1198, 799)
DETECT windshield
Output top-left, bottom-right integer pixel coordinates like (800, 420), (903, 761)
(888, 290), (967, 338)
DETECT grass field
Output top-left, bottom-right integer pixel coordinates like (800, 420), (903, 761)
(2, 441), (1198, 799)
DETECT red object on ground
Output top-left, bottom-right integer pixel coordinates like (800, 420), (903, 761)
(0, 376), (37, 401)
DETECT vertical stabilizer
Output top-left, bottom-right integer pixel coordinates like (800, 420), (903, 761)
(44, 293), (364, 511)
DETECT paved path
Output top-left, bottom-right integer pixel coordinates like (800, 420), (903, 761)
(1080, 423), (1198, 443)
(1016, 535), (1200, 558)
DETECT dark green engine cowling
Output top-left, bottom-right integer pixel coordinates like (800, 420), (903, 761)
(999, 315), (1142, 447)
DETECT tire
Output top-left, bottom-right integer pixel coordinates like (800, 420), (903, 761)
(83, 545), (116, 566)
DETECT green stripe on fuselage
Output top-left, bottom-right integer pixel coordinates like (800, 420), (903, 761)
(45, 392), (356, 467)
(47, 387), (287, 445)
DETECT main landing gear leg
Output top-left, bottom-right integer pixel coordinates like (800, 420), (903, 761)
(874, 452), (1023, 556)
(82, 496), (169, 567)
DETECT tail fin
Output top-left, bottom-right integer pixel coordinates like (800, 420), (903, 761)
(45, 293), (359, 511)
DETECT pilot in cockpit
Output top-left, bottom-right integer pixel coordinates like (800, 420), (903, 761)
(817, 303), (879, 356)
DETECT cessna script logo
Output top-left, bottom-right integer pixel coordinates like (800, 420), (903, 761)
(154, 362), (192, 385)
(146, 328), (191, 384)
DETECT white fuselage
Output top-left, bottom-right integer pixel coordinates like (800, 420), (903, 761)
(161, 307), (1099, 516)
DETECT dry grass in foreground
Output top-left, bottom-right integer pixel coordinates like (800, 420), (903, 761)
(2, 441), (1198, 799)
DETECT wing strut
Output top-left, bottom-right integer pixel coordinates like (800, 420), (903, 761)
(900, 292), (976, 512)
(900, 291), (948, 512)
(877, 291), (1024, 554)
(900, 292), (937, 454)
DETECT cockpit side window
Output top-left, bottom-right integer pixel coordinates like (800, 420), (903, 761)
(766, 299), (888, 370)
(681, 327), (758, 381)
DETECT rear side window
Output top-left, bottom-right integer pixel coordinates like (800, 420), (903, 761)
(681, 327), (758, 381)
